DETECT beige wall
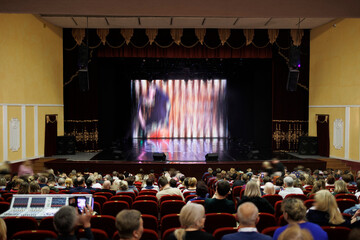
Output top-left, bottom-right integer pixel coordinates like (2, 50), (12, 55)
(309, 19), (360, 160)
(0, 14), (63, 162)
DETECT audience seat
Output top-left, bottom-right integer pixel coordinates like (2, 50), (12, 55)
(159, 195), (184, 204)
(261, 226), (281, 237)
(162, 227), (179, 240)
(2, 192), (13, 201)
(11, 230), (57, 240)
(39, 216), (56, 233)
(336, 199), (357, 212)
(335, 193), (357, 202)
(277, 215), (287, 226)
(274, 200), (283, 219)
(185, 194), (197, 202)
(135, 195), (158, 202)
(303, 199), (315, 209)
(160, 200), (185, 218)
(102, 200), (129, 217)
(191, 199), (205, 205)
(213, 227), (238, 240)
(256, 213), (277, 232)
(262, 194), (283, 207)
(94, 191), (113, 199)
(321, 226), (351, 240)
(90, 215), (117, 238)
(0, 197), (4, 202)
(141, 214), (158, 232)
(93, 201), (102, 215)
(0, 202), (10, 214)
(308, 194), (316, 199)
(110, 195), (133, 206)
(116, 191), (136, 201)
(160, 214), (181, 234)
(284, 194), (308, 201)
(78, 228), (108, 240)
(4, 216), (38, 239)
(183, 191), (196, 198)
(138, 190), (157, 196)
(132, 200), (158, 218)
(232, 186), (242, 201)
(140, 229), (158, 240)
(204, 213), (237, 234)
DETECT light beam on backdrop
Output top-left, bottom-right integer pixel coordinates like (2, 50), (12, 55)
(132, 79), (227, 138)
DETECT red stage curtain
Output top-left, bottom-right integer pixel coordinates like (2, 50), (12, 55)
(97, 44), (272, 59)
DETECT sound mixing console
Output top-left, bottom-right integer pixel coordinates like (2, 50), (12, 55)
(0, 194), (93, 219)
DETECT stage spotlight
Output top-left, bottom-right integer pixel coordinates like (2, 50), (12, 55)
(205, 153), (218, 161)
(153, 152), (166, 161)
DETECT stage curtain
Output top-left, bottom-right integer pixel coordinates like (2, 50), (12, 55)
(64, 120), (99, 152)
(316, 115), (330, 157)
(97, 43), (272, 59)
(44, 115), (58, 157)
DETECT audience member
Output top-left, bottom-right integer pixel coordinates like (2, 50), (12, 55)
(116, 180), (134, 194)
(278, 224), (313, 240)
(273, 198), (328, 240)
(156, 177), (184, 201)
(307, 180), (325, 197)
(188, 181), (208, 203)
(126, 176), (139, 193)
(18, 160), (34, 177)
(237, 180), (274, 214)
(183, 177), (197, 193)
(169, 179), (178, 188)
(41, 186), (50, 194)
(306, 190), (349, 227)
(17, 181), (29, 194)
(263, 182), (275, 195)
(141, 178), (159, 191)
(168, 204), (215, 240)
(278, 177), (303, 198)
(115, 209), (143, 240)
(332, 180), (350, 196)
(204, 180), (235, 214)
(57, 178), (66, 189)
(98, 180), (116, 194)
(53, 205), (94, 240)
(38, 176), (48, 188)
(0, 218), (6, 240)
(29, 181), (41, 193)
(70, 177), (91, 193)
(222, 202), (272, 240)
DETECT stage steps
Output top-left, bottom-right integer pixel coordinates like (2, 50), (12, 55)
(318, 158), (352, 173)
(33, 158), (57, 173)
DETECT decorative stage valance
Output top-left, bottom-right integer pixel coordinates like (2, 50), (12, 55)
(64, 120), (99, 152)
(272, 120), (308, 152)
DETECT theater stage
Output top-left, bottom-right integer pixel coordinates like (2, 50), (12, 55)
(44, 139), (326, 179)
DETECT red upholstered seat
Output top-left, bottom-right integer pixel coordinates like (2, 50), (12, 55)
(274, 200), (283, 219)
(160, 200), (185, 217)
(335, 193), (357, 202)
(93, 191), (113, 199)
(162, 227), (179, 240)
(336, 199), (357, 212)
(321, 226), (351, 240)
(256, 213), (277, 233)
(4, 216), (38, 239)
(191, 199), (205, 205)
(0, 202), (10, 214)
(39, 216), (56, 233)
(159, 195), (183, 204)
(185, 194), (197, 202)
(277, 215), (287, 226)
(141, 214), (158, 232)
(262, 194), (283, 207)
(90, 215), (117, 238)
(93, 195), (108, 207)
(11, 230), (57, 240)
(213, 227), (238, 240)
(79, 228), (108, 240)
(140, 229), (158, 240)
(139, 190), (157, 196)
(116, 191), (136, 201)
(132, 200), (158, 218)
(161, 214), (181, 234)
(93, 201), (102, 215)
(135, 195), (158, 202)
(284, 194), (308, 201)
(204, 213), (237, 234)
(102, 200), (129, 217)
(304, 199), (315, 209)
(261, 226), (281, 237)
(110, 195), (133, 206)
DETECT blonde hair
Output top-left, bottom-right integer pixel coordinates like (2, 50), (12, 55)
(41, 186), (50, 194)
(65, 178), (73, 188)
(174, 204), (205, 240)
(282, 198), (306, 221)
(188, 177), (197, 188)
(120, 180), (129, 190)
(278, 223), (313, 240)
(334, 180), (348, 194)
(315, 190), (345, 225)
(244, 180), (261, 198)
(0, 218), (6, 240)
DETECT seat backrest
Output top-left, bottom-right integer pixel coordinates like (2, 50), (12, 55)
(274, 200), (283, 219)
(183, 191), (196, 198)
(161, 214), (181, 233)
(303, 199), (315, 209)
(116, 191), (136, 200)
(141, 214), (158, 232)
(277, 215), (287, 226)
(232, 186), (242, 200)
(79, 228), (108, 240)
(336, 199), (357, 212)
(139, 190), (157, 196)
(162, 227), (179, 240)
(140, 229), (158, 240)
(284, 194), (308, 201)
(191, 200), (205, 205)
(262, 194), (283, 207)
(321, 226), (351, 240)
(135, 195), (158, 202)
(110, 195), (133, 206)
(335, 193), (357, 201)
(132, 200), (158, 217)
(185, 194), (197, 202)
(160, 200), (185, 217)
(213, 227), (238, 240)
(94, 191), (113, 199)
(91, 215), (116, 238)
(93, 201), (102, 215)
(159, 195), (183, 204)
(256, 213), (277, 233)
(102, 200), (129, 217)
(261, 226), (281, 237)
(0, 202), (10, 214)
(4, 216), (39, 239)
(39, 216), (56, 233)
(204, 213), (237, 234)
(11, 230), (57, 240)
(93, 195), (108, 206)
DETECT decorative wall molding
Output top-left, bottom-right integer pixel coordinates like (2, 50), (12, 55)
(21, 105), (26, 159)
(2, 106), (8, 161)
(0, 103), (63, 107)
(34, 106), (38, 157)
(333, 119), (343, 150)
(309, 105), (360, 108)
(345, 107), (350, 159)
(9, 118), (20, 152)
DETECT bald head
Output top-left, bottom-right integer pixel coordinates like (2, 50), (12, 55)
(103, 180), (111, 189)
(237, 202), (259, 227)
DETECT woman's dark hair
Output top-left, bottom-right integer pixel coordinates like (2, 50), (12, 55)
(196, 181), (208, 198)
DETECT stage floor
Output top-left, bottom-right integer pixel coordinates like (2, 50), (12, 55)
(90, 138), (270, 162)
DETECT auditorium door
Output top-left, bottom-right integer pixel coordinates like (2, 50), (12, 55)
(44, 114), (58, 157)
(316, 114), (329, 157)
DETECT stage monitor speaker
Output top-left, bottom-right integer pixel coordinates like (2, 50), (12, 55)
(298, 136), (318, 155)
(78, 69), (89, 92)
(205, 153), (218, 161)
(286, 69), (299, 92)
(56, 136), (76, 155)
(153, 152), (166, 161)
